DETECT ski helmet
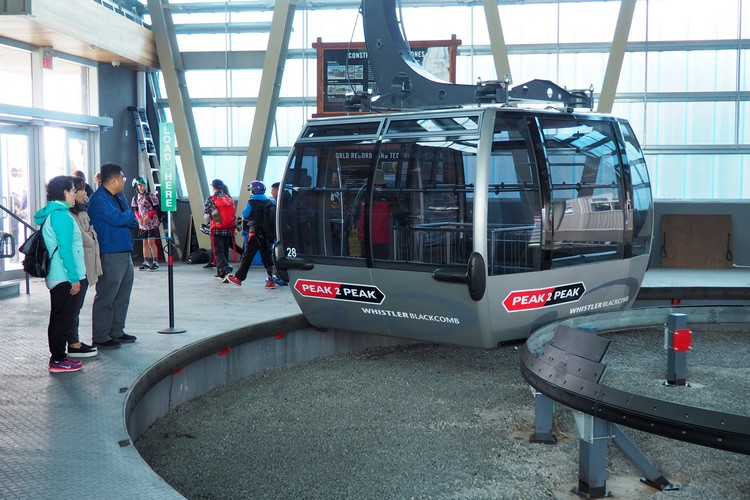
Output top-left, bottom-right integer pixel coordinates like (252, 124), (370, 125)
(248, 180), (266, 194)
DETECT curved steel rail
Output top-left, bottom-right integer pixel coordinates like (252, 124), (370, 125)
(520, 306), (750, 455)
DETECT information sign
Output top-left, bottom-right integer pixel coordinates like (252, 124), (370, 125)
(312, 36), (461, 116)
(160, 122), (177, 212)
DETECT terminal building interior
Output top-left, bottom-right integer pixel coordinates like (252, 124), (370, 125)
(0, 1), (749, 498)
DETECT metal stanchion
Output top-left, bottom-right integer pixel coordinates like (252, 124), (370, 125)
(159, 213), (185, 334)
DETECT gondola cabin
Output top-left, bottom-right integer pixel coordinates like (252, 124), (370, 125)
(275, 107), (653, 348)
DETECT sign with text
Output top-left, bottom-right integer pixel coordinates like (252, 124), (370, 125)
(294, 279), (385, 305)
(159, 122), (177, 212)
(502, 282), (586, 313)
(312, 36), (461, 116)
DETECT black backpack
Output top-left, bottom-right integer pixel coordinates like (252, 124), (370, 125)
(263, 201), (277, 241)
(19, 220), (58, 278)
(186, 247), (210, 264)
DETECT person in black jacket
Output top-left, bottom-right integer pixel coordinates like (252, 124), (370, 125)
(224, 180), (276, 289)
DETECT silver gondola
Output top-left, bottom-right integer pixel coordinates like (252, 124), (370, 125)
(275, 106), (653, 348)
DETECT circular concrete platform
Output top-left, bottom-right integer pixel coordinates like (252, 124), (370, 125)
(135, 327), (750, 499)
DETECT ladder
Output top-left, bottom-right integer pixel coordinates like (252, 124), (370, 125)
(129, 106), (161, 189)
(128, 106), (182, 258)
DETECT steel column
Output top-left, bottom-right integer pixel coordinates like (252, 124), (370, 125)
(147, 0), (210, 248)
(597, 0), (637, 113)
(574, 412), (611, 498)
(482, 0), (513, 83)
(530, 389), (556, 444)
(236, 1), (296, 214)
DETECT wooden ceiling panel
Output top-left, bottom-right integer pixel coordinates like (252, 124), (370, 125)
(0, 0), (158, 69)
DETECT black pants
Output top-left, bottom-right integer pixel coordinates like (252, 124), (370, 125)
(48, 282), (80, 361)
(234, 234), (273, 282)
(70, 279), (89, 345)
(212, 232), (232, 276)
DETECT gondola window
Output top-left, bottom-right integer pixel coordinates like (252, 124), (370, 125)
(488, 116), (542, 276)
(541, 118), (626, 267)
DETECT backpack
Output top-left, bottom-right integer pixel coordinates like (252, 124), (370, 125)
(248, 199), (276, 240)
(211, 194), (236, 230)
(263, 201), (277, 241)
(19, 220), (58, 278)
(186, 247), (210, 264)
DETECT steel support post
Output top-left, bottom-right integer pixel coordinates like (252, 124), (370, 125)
(611, 424), (676, 491)
(530, 389), (556, 444)
(666, 313), (688, 385)
(573, 412), (611, 498)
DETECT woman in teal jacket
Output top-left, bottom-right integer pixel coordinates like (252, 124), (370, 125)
(33, 176), (87, 373)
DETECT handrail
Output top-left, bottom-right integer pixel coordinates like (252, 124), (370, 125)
(0, 202), (34, 294)
(0, 203), (35, 233)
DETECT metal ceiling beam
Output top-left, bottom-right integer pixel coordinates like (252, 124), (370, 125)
(598, 0), (636, 113)
(236, 0), (296, 215)
(173, 22), (272, 34)
(147, 0), (210, 248)
(482, 0), (512, 82)
(158, 0), (619, 14)
(181, 50), (266, 70)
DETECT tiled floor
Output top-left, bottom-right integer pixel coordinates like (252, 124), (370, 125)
(0, 261), (300, 499)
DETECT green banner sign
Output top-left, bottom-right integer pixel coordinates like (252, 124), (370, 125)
(160, 122), (177, 212)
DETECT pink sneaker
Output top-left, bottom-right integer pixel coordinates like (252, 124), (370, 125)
(265, 278), (277, 289)
(49, 357), (83, 373)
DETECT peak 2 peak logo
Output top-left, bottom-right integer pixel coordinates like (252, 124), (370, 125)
(503, 282), (585, 312)
(294, 279), (385, 304)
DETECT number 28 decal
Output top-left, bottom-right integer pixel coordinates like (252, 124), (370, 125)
(286, 247), (297, 258)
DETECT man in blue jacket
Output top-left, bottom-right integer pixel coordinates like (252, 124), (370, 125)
(88, 163), (139, 349)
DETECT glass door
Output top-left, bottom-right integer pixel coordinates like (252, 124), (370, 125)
(42, 127), (91, 182)
(0, 125), (33, 277)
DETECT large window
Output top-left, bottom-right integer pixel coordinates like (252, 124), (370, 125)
(280, 142), (375, 260)
(488, 115), (542, 276)
(540, 118), (626, 266)
(619, 120), (652, 257)
(158, 0), (750, 201)
(0, 45), (32, 107)
(280, 138), (477, 268)
(279, 112), (482, 269)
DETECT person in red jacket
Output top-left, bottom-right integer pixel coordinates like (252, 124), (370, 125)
(203, 179), (236, 279)
(358, 169), (393, 260)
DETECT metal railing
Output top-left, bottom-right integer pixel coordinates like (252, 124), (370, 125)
(0, 202), (34, 294)
(391, 222), (538, 275)
(490, 224), (536, 275)
(393, 223), (472, 266)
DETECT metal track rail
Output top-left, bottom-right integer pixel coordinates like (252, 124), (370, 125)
(520, 307), (750, 455)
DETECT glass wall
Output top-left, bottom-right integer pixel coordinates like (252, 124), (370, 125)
(159, 0), (750, 200)
(0, 40), (98, 279)
(0, 45), (33, 107)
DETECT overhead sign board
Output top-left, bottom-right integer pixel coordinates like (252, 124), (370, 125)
(312, 36), (461, 116)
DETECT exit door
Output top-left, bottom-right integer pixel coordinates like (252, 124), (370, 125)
(0, 125), (33, 278)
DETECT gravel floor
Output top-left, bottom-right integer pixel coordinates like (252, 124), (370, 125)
(136, 329), (750, 499)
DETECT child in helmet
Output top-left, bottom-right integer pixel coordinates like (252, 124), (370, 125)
(130, 176), (161, 271)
